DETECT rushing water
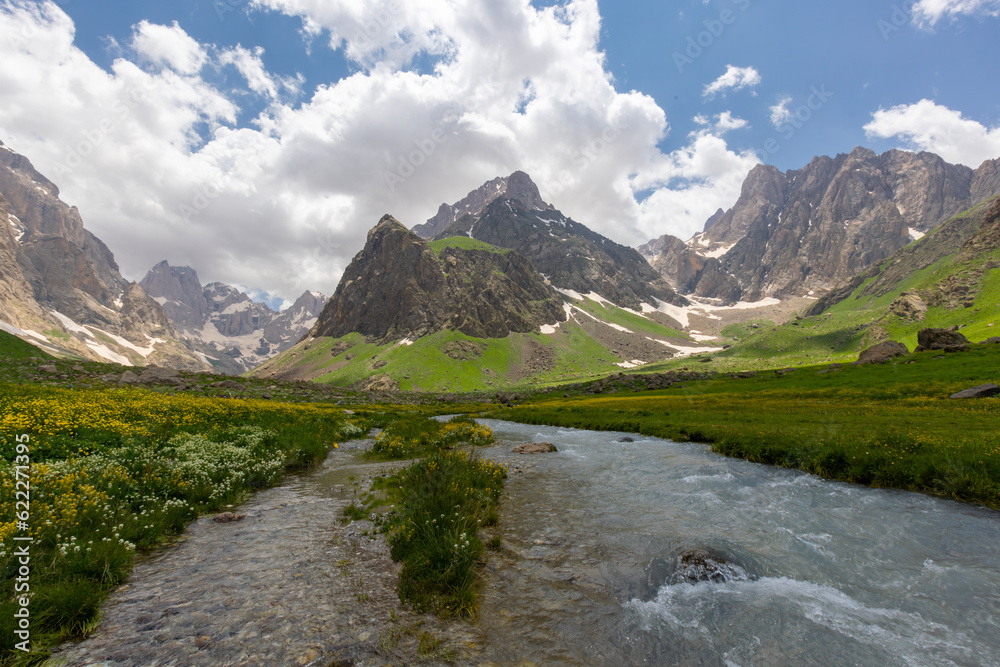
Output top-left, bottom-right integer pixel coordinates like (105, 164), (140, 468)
(473, 420), (1000, 667)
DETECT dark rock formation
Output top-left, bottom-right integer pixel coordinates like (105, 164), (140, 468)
(646, 148), (1000, 302)
(436, 195), (686, 310)
(512, 442), (558, 453)
(949, 384), (1000, 399)
(918, 328), (971, 352)
(310, 215), (567, 341)
(855, 340), (909, 365)
(411, 170), (552, 239)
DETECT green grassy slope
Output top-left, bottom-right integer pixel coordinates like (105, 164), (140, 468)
(0, 330), (55, 360)
(428, 236), (512, 255)
(250, 293), (698, 392)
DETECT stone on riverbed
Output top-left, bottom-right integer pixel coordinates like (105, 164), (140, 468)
(211, 512), (247, 523)
(513, 442), (558, 454)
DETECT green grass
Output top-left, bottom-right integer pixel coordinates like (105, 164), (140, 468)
(0, 385), (367, 665)
(486, 342), (1000, 508)
(428, 236), (512, 255)
(0, 331), (53, 360)
(366, 414), (495, 460)
(368, 444), (507, 617)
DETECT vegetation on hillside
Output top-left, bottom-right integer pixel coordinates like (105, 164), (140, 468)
(0, 385), (364, 664)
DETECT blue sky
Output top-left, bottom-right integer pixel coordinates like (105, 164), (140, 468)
(1, 0), (999, 305)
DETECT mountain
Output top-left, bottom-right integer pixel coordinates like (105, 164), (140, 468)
(309, 215), (566, 341)
(251, 209), (711, 392)
(428, 174), (687, 311)
(0, 140), (208, 369)
(645, 148), (1000, 304)
(410, 170), (553, 239)
(698, 192), (1000, 372)
(139, 261), (327, 374)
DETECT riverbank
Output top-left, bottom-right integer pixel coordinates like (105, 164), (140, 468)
(486, 344), (1000, 509)
(46, 442), (477, 666)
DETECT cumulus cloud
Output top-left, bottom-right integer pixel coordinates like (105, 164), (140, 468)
(218, 45), (303, 100)
(912, 0), (1000, 26)
(703, 65), (761, 99)
(0, 0), (757, 302)
(131, 20), (208, 75)
(769, 96), (793, 127)
(864, 99), (1000, 167)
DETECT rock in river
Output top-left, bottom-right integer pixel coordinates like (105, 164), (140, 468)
(513, 442), (558, 454)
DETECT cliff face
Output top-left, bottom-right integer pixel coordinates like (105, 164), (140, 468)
(0, 140), (207, 369)
(645, 147), (998, 303)
(139, 261), (327, 374)
(309, 215), (567, 341)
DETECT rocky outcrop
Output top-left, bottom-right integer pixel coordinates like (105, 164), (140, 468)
(646, 148), (1000, 303)
(436, 194), (686, 310)
(411, 170), (552, 239)
(888, 291), (928, 321)
(310, 215), (567, 341)
(0, 193), (52, 332)
(139, 261), (209, 331)
(139, 261), (327, 374)
(855, 340), (909, 365)
(0, 140), (206, 369)
(917, 328), (970, 352)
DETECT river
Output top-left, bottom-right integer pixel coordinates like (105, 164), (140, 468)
(51, 421), (1000, 666)
(475, 420), (1000, 666)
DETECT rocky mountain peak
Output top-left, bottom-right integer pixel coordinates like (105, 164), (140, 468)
(309, 214), (566, 341)
(411, 171), (553, 239)
(138, 261), (327, 374)
(643, 146), (996, 304)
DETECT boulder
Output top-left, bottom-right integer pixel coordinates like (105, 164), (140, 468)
(512, 442), (558, 454)
(854, 340), (910, 365)
(138, 366), (184, 385)
(118, 370), (139, 384)
(949, 384), (1000, 399)
(671, 548), (751, 585)
(38, 364), (57, 373)
(211, 380), (247, 391)
(918, 328), (971, 352)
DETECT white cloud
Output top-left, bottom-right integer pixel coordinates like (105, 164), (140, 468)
(703, 65), (761, 99)
(769, 96), (793, 127)
(218, 45), (303, 100)
(713, 111), (748, 133)
(912, 0), (1000, 26)
(863, 99), (1000, 168)
(0, 0), (757, 303)
(131, 20), (207, 75)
